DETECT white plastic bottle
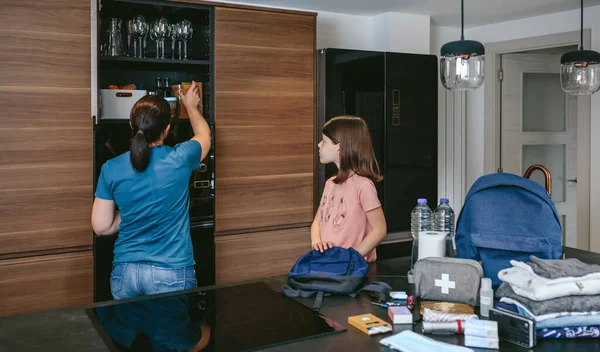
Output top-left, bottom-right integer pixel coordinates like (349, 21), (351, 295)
(480, 278), (494, 318)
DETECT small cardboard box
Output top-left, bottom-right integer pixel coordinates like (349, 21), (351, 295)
(348, 313), (393, 336)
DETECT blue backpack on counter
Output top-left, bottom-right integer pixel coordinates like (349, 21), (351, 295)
(455, 172), (563, 287)
(281, 247), (391, 311)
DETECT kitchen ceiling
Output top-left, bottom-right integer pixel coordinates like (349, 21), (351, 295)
(204, 0), (600, 27)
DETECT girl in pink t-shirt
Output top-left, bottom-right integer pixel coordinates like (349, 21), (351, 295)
(311, 115), (387, 262)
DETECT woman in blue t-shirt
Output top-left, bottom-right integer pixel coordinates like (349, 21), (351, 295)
(91, 81), (211, 300)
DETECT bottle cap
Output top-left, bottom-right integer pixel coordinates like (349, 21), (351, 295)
(440, 198), (449, 203)
(481, 278), (492, 290)
(417, 198), (427, 204)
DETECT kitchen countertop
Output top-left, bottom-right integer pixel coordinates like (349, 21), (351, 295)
(1, 247), (599, 351)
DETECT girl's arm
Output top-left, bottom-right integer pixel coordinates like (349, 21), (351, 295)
(311, 205), (334, 252)
(354, 207), (387, 257)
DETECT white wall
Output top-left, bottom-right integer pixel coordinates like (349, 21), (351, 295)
(430, 26), (471, 213)
(316, 11), (430, 54)
(316, 11), (375, 50)
(460, 6), (600, 251)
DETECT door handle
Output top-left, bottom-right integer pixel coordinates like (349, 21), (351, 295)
(567, 178), (578, 183)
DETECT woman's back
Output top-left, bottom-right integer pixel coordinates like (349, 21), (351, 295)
(95, 140), (201, 268)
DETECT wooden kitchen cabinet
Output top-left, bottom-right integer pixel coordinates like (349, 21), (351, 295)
(214, 7), (316, 235)
(0, 0), (93, 316)
(215, 226), (310, 284)
(0, 251), (93, 317)
(0, 0), (316, 315)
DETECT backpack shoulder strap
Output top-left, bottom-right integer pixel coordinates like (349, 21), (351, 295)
(281, 285), (326, 312)
(349, 281), (391, 302)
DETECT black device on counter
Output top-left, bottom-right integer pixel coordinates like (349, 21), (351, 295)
(489, 307), (536, 348)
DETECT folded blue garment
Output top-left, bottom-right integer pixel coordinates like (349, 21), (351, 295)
(539, 326), (600, 339)
(516, 306), (600, 329)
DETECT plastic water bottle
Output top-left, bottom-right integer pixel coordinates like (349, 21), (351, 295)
(433, 198), (455, 257)
(410, 198), (432, 271)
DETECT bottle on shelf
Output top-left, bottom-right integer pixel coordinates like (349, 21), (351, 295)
(154, 76), (164, 98)
(164, 77), (172, 97)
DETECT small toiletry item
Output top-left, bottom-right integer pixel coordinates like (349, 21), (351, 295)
(348, 313), (393, 335)
(464, 335), (499, 349)
(464, 319), (498, 338)
(390, 291), (408, 300)
(480, 278), (493, 317)
(388, 306), (413, 324)
(422, 321), (463, 334)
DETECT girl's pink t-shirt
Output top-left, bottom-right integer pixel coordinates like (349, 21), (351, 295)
(318, 174), (382, 262)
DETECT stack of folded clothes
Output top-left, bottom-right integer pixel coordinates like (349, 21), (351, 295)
(495, 255), (600, 339)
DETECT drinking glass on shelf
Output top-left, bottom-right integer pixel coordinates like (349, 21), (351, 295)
(106, 18), (123, 57)
(126, 20), (134, 57)
(169, 23), (177, 59)
(149, 24), (159, 58)
(131, 15), (147, 58)
(176, 20), (192, 60)
(142, 22), (149, 58)
(155, 17), (169, 59)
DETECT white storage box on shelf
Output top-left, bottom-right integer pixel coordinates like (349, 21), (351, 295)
(99, 89), (147, 119)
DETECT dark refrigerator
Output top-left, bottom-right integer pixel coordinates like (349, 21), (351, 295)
(316, 48), (438, 238)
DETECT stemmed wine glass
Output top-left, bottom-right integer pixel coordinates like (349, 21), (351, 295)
(149, 24), (159, 58)
(176, 19), (192, 60)
(132, 15), (148, 58)
(169, 23), (177, 59)
(154, 18), (169, 59)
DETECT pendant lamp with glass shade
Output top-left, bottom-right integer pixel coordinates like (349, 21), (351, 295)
(560, 0), (600, 95)
(440, 0), (485, 90)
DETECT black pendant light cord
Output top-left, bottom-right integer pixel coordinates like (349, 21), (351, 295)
(580, 0), (584, 50)
(461, 0), (465, 41)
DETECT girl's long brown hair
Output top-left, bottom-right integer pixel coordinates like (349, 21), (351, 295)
(322, 115), (383, 184)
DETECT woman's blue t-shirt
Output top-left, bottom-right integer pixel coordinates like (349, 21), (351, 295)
(95, 140), (202, 268)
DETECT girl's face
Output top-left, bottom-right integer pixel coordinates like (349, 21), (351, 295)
(318, 134), (340, 166)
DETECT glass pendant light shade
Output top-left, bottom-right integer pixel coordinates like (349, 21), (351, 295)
(440, 0), (485, 91)
(560, 51), (600, 95)
(560, 0), (600, 95)
(440, 40), (485, 90)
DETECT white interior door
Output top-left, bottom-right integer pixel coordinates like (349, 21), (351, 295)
(501, 53), (579, 247)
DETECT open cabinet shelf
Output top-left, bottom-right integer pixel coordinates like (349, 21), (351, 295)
(100, 56), (210, 66)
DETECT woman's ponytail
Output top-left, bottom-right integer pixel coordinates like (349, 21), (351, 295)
(130, 130), (150, 172)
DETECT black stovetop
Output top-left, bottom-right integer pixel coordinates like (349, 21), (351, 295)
(86, 282), (346, 351)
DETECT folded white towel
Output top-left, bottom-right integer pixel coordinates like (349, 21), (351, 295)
(497, 260), (600, 301)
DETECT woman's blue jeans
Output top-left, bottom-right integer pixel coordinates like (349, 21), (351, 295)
(110, 263), (197, 300)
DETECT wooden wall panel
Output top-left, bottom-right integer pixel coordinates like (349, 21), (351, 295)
(216, 45), (313, 93)
(0, 187), (92, 255)
(215, 92), (313, 127)
(216, 174), (313, 232)
(0, 251), (93, 316)
(0, 0), (92, 315)
(215, 8), (314, 50)
(0, 0), (90, 35)
(0, 87), (91, 129)
(0, 31), (90, 88)
(215, 7), (315, 234)
(0, 128), (91, 166)
(215, 227), (310, 284)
